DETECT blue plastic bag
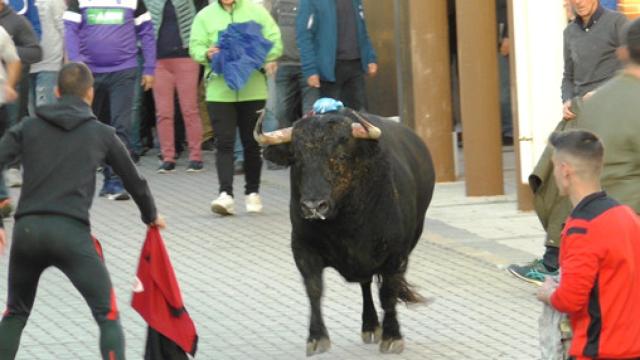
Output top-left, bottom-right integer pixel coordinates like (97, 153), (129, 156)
(313, 98), (344, 114)
(211, 21), (274, 91)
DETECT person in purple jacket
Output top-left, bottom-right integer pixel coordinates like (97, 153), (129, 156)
(63, 0), (156, 200)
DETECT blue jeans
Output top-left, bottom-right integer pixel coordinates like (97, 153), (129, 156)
(28, 71), (58, 115)
(275, 64), (319, 128)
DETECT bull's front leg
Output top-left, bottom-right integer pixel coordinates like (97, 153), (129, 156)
(379, 273), (405, 354)
(360, 280), (381, 344)
(293, 245), (331, 356)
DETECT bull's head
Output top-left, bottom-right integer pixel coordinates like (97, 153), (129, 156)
(255, 109), (382, 221)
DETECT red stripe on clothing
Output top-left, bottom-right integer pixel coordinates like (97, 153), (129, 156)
(107, 289), (119, 321)
(109, 351), (116, 360)
(91, 235), (104, 261)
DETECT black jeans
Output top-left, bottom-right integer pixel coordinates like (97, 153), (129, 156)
(207, 100), (265, 196)
(0, 215), (124, 359)
(320, 59), (366, 111)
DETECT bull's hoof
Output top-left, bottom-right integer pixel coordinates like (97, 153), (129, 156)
(306, 337), (331, 357)
(379, 338), (405, 354)
(361, 326), (382, 344)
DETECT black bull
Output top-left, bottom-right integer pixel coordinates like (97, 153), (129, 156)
(260, 110), (435, 356)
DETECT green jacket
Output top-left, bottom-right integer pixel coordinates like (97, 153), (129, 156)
(532, 72), (640, 247)
(189, 0), (283, 102)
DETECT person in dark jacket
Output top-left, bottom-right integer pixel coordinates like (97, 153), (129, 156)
(0, 63), (165, 360)
(537, 130), (640, 360)
(296, 0), (377, 111)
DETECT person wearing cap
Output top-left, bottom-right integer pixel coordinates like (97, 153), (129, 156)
(537, 129), (640, 360)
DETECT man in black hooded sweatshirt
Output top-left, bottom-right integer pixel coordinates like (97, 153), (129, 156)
(0, 62), (165, 360)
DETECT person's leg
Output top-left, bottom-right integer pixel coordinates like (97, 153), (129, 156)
(32, 71), (58, 108)
(153, 59), (178, 163)
(130, 53), (145, 157)
(174, 58), (204, 163)
(0, 217), (49, 359)
(297, 68), (320, 115)
(337, 60), (366, 111)
(498, 54), (513, 142)
(0, 106), (9, 202)
(275, 65), (301, 128)
(320, 79), (340, 104)
(107, 68), (137, 153)
(48, 217), (124, 360)
(236, 100), (266, 195)
(207, 102), (237, 196)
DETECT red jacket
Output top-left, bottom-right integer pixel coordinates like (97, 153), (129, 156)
(132, 228), (198, 356)
(551, 192), (640, 359)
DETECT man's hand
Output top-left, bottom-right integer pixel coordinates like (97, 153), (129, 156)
(207, 46), (220, 60)
(4, 85), (17, 103)
(307, 74), (320, 88)
(563, 100), (576, 120)
(367, 63), (378, 77)
(0, 228), (5, 256)
(536, 277), (558, 305)
(500, 37), (510, 57)
(141, 75), (154, 91)
(151, 215), (166, 230)
(265, 62), (278, 77)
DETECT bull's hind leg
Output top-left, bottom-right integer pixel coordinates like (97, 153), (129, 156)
(378, 273), (405, 354)
(360, 281), (381, 344)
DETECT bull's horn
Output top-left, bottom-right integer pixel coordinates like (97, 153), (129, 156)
(253, 109), (293, 145)
(350, 111), (381, 140)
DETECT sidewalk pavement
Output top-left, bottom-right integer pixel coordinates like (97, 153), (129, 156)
(0, 147), (547, 359)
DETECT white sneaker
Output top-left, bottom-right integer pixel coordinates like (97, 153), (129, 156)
(5, 168), (22, 188)
(245, 193), (263, 213)
(210, 192), (235, 215)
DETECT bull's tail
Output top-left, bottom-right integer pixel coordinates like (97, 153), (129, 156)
(397, 277), (425, 304)
(376, 275), (430, 305)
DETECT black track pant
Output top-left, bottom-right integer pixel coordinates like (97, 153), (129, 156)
(207, 100), (265, 196)
(0, 215), (124, 360)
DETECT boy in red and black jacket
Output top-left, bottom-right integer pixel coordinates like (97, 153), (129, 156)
(537, 130), (640, 360)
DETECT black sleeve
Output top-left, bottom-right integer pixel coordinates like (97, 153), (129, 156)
(67, 0), (81, 13)
(135, 0), (149, 18)
(193, 0), (208, 12)
(12, 16), (43, 64)
(105, 132), (158, 224)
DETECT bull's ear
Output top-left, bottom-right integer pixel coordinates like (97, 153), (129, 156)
(263, 143), (294, 166)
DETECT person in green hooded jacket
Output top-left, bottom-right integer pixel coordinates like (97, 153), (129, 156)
(189, 0), (282, 216)
(509, 17), (640, 286)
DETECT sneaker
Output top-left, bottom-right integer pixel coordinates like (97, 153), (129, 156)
(186, 161), (204, 173)
(211, 192), (235, 215)
(99, 180), (130, 201)
(507, 259), (558, 286)
(157, 161), (176, 174)
(5, 168), (22, 188)
(234, 160), (244, 175)
(245, 193), (263, 213)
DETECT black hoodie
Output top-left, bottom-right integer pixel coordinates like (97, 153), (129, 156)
(0, 96), (157, 227)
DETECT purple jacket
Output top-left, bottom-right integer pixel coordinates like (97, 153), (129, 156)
(63, 0), (156, 75)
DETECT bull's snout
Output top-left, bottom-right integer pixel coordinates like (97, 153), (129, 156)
(300, 199), (331, 220)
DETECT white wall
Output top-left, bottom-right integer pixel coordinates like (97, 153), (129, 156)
(512, 0), (566, 183)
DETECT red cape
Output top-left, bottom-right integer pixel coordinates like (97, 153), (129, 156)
(132, 228), (198, 356)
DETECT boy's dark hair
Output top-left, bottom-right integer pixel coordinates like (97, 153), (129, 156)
(57, 62), (94, 98)
(549, 130), (604, 176)
(627, 17), (640, 64)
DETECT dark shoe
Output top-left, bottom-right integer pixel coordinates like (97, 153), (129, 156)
(186, 160), (204, 173)
(502, 135), (514, 146)
(157, 161), (176, 174)
(99, 180), (130, 201)
(266, 160), (286, 170)
(507, 259), (558, 286)
(201, 138), (216, 151)
(131, 153), (141, 164)
(234, 160), (244, 175)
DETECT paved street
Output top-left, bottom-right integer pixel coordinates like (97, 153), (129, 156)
(0, 148), (546, 359)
